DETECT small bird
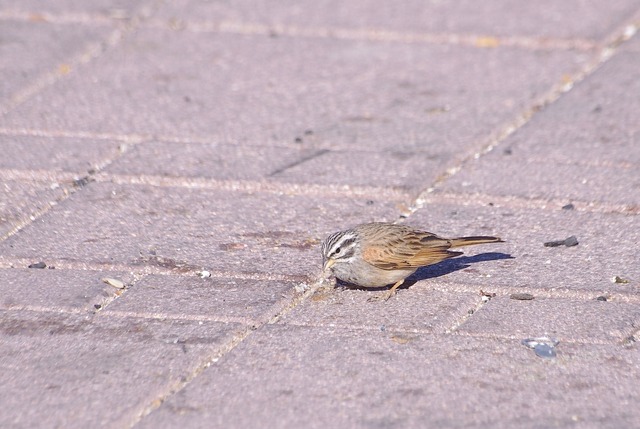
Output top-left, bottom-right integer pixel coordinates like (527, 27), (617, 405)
(321, 222), (503, 301)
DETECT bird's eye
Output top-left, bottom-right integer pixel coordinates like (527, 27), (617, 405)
(335, 247), (341, 254)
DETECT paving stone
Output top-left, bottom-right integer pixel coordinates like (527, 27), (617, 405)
(270, 149), (448, 192)
(447, 160), (638, 207)
(279, 288), (479, 333)
(0, 135), (123, 173)
(104, 274), (295, 324)
(406, 202), (640, 294)
(0, 180), (66, 238)
(0, 268), (134, 312)
(106, 140), (319, 181)
(458, 296), (640, 343)
(2, 2), (639, 427)
(1, 28), (588, 152)
(442, 47), (640, 206)
(108, 141), (449, 192)
(137, 324), (640, 429)
(0, 310), (242, 429)
(0, 20), (109, 105)
(151, 0), (640, 41)
(0, 0), (151, 18)
(0, 182), (400, 278)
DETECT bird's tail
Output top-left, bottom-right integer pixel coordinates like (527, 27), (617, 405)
(449, 236), (503, 248)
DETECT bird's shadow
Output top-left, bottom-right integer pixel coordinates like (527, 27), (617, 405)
(338, 252), (514, 291)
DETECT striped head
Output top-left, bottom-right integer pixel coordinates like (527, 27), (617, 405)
(321, 228), (360, 272)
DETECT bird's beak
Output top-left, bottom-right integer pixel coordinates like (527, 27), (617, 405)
(323, 258), (335, 272)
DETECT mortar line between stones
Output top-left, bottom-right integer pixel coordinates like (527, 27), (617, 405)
(0, 143), (144, 243)
(273, 318), (624, 347)
(1, 163), (638, 215)
(0, 2), (158, 117)
(444, 295), (487, 334)
(0, 10), (123, 26)
(419, 191), (640, 216)
(95, 172), (412, 201)
(127, 323), (256, 428)
(101, 172), (639, 215)
(0, 127), (150, 144)
(0, 27), (124, 117)
(129, 276), (327, 427)
(0, 256), (310, 283)
(402, 21), (639, 219)
(0, 10), (601, 52)
(143, 18), (598, 52)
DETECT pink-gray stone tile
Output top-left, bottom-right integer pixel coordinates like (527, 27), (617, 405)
(442, 47), (640, 206)
(407, 202), (640, 294)
(0, 310), (242, 429)
(1, 28), (589, 152)
(270, 149), (449, 192)
(458, 296), (640, 343)
(279, 288), (479, 333)
(0, 20), (109, 105)
(0, 135), (123, 173)
(137, 324), (640, 429)
(106, 140), (320, 181)
(0, 182), (400, 278)
(152, 0), (640, 41)
(0, 268), (133, 312)
(0, 180), (66, 237)
(107, 141), (450, 192)
(104, 274), (295, 324)
(0, 0), (152, 18)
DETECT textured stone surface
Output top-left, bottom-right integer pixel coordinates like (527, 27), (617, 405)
(442, 46), (640, 206)
(0, 20), (109, 105)
(0, 268), (133, 312)
(279, 288), (480, 333)
(138, 324), (640, 429)
(0, 310), (243, 429)
(151, 0), (639, 40)
(0, 182), (400, 277)
(407, 202), (640, 294)
(457, 296), (640, 343)
(1, 1), (639, 427)
(0, 0), (151, 17)
(1, 27), (589, 152)
(106, 140), (320, 181)
(0, 180), (66, 238)
(104, 274), (296, 324)
(0, 135), (123, 173)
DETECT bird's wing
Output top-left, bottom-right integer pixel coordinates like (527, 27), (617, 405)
(361, 232), (462, 270)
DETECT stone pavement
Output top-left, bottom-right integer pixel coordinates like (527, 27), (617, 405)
(1, 1), (639, 427)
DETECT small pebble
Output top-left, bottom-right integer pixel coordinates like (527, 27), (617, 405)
(544, 235), (579, 247)
(294, 283), (310, 293)
(564, 236), (579, 246)
(622, 335), (636, 348)
(28, 262), (47, 269)
(612, 276), (629, 284)
(510, 293), (535, 300)
(197, 270), (211, 279)
(533, 343), (557, 358)
(102, 277), (126, 289)
(522, 336), (559, 359)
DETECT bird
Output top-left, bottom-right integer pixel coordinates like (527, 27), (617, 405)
(321, 222), (503, 301)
